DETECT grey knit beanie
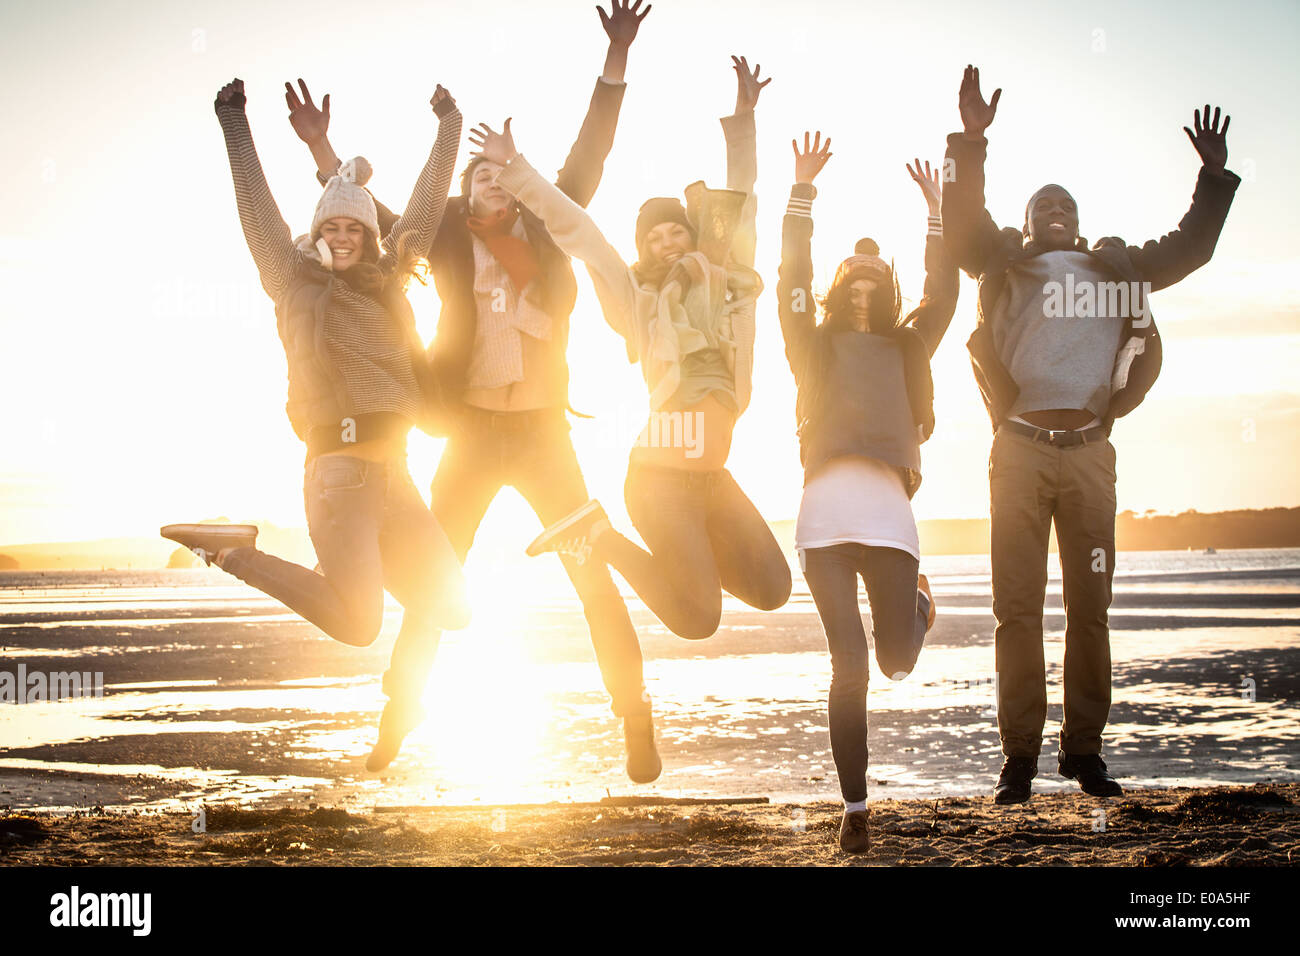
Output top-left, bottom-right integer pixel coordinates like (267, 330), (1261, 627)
(311, 157), (379, 240)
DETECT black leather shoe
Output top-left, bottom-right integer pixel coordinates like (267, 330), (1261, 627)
(1059, 753), (1123, 797)
(993, 756), (1037, 805)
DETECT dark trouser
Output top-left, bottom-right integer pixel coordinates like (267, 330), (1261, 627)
(426, 405), (649, 718)
(221, 454), (468, 701)
(989, 426), (1117, 759)
(596, 460), (793, 640)
(801, 543), (927, 803)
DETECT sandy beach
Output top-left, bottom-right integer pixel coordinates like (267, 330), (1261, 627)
(1, 549), (1298, 866)
(2, 783), (1296, 866)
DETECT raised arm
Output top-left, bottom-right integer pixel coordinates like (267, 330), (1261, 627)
(215, 79), (302, 301)
(383, 86), (462, 271)
(903, 159), (959, 356)
(1123, 105), (1241, 292)
(474, 119), (639, 346)
(554, 0), (651, 207)
(723, 55), (768, 269)
(941, 65), (1007, 278)
(286, 79), (403, 238)
(778, 131), (830, 382)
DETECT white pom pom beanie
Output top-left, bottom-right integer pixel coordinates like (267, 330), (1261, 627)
(311, 157), (380, 241)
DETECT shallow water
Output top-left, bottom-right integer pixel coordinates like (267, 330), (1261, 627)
(1, 549), (1297, 810)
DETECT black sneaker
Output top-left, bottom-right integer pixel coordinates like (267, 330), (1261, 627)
(994, 755), (1038, 805)
(1059, 753), (1123, 797)
(623, 709), (662, 784)
(160, 523), (258, 566)
(525, 500), (611, 566)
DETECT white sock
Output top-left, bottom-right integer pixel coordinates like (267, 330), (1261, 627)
(844, 799), (866, 814)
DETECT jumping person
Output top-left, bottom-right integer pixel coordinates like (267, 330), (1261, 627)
(943, 65), (1240, 805)
(163, 78), (469, 766)
(485, 56), (793, 642)
(778, 132), (958, 852)
(284, 2), (662, 779)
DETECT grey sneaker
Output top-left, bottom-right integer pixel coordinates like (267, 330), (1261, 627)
(160, 523), (258, 566)
(525, 500), (610, 566)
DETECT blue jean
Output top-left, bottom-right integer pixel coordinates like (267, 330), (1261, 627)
(597, 460), (793, 640)
(221, 454), (467, 701)
(801, 543), (927, 803)
(425, 406), (650, 717)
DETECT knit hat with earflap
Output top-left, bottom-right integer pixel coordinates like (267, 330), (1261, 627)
(311, 157), (380, 241)
(831, 238), (893, 289)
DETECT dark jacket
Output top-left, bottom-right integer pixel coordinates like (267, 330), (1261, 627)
(778, 183), (959, 497)
(941, 131), (1241, 432)
(368, 78), (627, 434)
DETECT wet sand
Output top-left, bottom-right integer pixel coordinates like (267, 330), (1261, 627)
(1, 554), (1298, 868)
(2, 783), (1296, 866)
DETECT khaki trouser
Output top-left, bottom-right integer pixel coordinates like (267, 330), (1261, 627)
(989, 426), (1117, 757)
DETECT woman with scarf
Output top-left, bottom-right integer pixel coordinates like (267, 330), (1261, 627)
(471, 56), (792, 643)
(779, 131), (959, 852)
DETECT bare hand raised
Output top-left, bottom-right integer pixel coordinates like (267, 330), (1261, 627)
(599, 0), (651, 47)
(468, 118), (518, 167)
(1184, 104), (1229, 173)
(959, 64), (1001, 137)
(792, 131), (832, 185)
(906, 158), (942, 215)
(285, 79), (329, 144)
(732, 55), (771, 114)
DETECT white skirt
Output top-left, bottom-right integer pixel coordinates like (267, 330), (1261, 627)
(795, 455), (920, 561)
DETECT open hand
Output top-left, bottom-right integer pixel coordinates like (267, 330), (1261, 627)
(792, 131), (832, 185)
(468, 118), (518, 166)
(285, 79), (328, 144)
(215, 77), (246, 113)
(906, 158), (942, 214)
(959, 64), (1000, 137)
(732, 55), (771, 113)
(599, 0), (651, 47)
(1184, 104), (1229, 173)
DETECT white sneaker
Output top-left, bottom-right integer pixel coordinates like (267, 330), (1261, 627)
(525, 500), (610, 566)
(161, 523), (258, 566)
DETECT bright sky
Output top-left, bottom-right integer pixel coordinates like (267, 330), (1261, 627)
(1, 0), (1297, 545)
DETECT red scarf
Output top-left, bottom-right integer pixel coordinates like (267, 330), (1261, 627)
(466, 207), (539, 295)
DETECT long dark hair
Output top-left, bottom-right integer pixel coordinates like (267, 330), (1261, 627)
(816, 238), (902, 334)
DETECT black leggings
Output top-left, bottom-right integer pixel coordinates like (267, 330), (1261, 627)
(801, 543), (928, 803)
(596, 461), (792, 639)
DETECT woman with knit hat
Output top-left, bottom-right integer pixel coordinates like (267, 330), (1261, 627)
(778, 132), (959, 853)
(162, 78), (468, 771)
(473, 55), (792, 643)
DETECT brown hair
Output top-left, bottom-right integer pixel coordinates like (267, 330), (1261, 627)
(818, 240), (902, 334)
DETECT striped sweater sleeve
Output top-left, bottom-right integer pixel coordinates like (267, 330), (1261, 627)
(384, 105), (462, 269)
(905, 213), (960, 358)
(217, 105), (302, 301)
(778, 183), (817, 382)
